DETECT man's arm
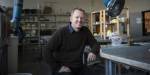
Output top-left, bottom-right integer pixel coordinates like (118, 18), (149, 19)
(85, 28), (100, 62)
(86, 28), (100, 55)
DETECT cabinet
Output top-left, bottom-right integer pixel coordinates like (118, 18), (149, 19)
(21, 14), (70, 37)
(89, 10), (119, 39)
(89, 9), (129, 40)
(20, 9), (70, 62)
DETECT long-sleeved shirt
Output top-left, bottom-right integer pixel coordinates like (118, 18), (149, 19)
(45, 24), (100, 69)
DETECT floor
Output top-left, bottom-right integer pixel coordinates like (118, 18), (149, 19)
(17, 49), (149, 75)
(18, 62), (105, 75)
(17, 60), (149, 75)
(18, 61), (52, 75)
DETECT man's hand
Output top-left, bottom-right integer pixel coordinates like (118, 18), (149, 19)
(58, 66), (71, 73)
(87, 52), (96, 62)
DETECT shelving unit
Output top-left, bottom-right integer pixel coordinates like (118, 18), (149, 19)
(89, 9), (129, 40)
(21, 13), (70, 37)
(20, 9), (70, 62)
(89, 11), (100, 35)
(99, 10), (118, 39)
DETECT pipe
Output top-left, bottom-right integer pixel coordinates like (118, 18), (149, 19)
(11, 0), (24, 42)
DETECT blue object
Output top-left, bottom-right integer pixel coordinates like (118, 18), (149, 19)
(11, 0), (25, 42)
(103, 0), (113, 7)
(103, 0), (125, 17)
(11, 0), (23, 22)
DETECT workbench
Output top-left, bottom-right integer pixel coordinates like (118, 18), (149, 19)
(100, 43), (150, 75)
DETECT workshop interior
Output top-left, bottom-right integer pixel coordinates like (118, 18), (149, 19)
(0, 0), (150, 75)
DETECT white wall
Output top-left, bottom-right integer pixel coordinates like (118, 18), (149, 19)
(0, 0), (12, 7)
(1, 0), (150, 13)
(22, 0), (150, 13)
(125, 0), (150, 12)
(22, 0), (105, 14)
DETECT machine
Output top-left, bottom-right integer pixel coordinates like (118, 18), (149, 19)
(103, 0), (125, 17)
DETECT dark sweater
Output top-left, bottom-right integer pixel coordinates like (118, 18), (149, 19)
(46, 24), (100, 69)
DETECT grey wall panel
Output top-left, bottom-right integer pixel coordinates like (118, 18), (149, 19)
(129, 12), (143, 38)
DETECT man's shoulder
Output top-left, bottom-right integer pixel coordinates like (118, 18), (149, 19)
(57, 25), (68, 32)
(54, 25), (68, 34)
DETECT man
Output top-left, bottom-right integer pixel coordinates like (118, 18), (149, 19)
(45, 8), (100, 75)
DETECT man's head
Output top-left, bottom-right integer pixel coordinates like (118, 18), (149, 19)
(70, 8), (85, 32)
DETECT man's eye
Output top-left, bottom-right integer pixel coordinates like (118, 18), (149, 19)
(76, 16), (79, 19)
(76, 17), (83, 19)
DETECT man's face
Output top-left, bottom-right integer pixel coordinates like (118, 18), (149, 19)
(70, 10), (85, 31)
